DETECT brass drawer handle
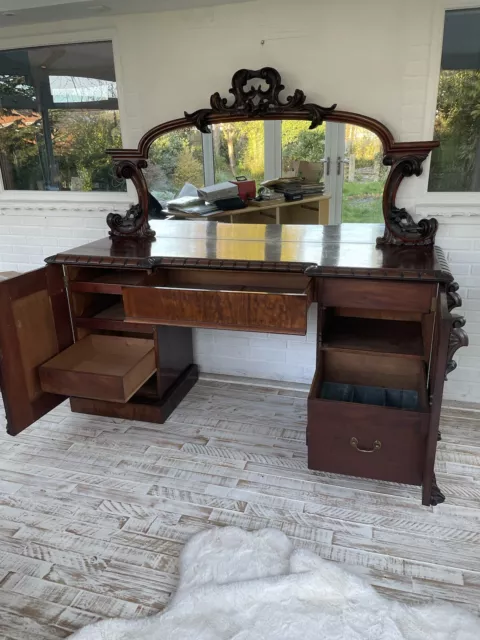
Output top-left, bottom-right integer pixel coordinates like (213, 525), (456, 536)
(350, 437), (381, 453)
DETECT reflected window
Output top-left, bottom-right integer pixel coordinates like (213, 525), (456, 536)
(281, 120), (325, 178)
(342, 124), (387, 223)
(429, 8), (480, 192)
(146, 127), (204, 203)
(0, 41), (124, 192)
(212, 121), (265, 183)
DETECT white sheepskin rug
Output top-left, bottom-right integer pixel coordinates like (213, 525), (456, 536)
(71, 526), (480, 639)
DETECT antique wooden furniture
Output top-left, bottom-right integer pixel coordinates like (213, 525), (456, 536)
(168, 194), (331, 225)
(0, 69), (468, 507)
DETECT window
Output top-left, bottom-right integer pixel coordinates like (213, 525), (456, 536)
(212, 122), (265, 184)
(429, 8), (480, 192)
(0, 41), (124, 192)
(146, 127), (204, 202)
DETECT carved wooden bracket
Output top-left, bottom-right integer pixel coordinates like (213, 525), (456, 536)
(106, 67), (440, 243)
(446, 315), (469, 380)
(106, 160), (155, 239)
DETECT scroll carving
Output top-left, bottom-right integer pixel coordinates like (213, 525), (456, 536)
(106, 159), (155, 239)
(446, 281), (462, 312)
(377, 155), (438, 246)
(445, 315), (469, 380)
(185, 67), (337, 133)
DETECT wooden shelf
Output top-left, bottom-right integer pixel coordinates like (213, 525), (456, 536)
(322, 317), (424, 359)
(71, 271), (147, 295)
(75, 302), (154, 334)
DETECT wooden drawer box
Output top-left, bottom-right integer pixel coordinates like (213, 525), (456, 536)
(39, 335), (156, 403)
(321, 278), (436, 313)
(307, 352), (429, 485)
(122, 269), (313, 334)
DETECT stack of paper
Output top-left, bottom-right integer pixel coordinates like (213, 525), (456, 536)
(197, 182), (239, 202)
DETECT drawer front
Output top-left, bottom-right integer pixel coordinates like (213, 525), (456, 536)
(321, 279), (436, 313)
(123, 286), (311, 334)
(308, 399), (427, 485)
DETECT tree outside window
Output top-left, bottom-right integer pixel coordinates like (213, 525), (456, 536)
(0, 42), (125, 192)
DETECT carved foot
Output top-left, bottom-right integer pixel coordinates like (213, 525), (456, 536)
(437, 430), (442, 442)
(430, 475), (445, 506)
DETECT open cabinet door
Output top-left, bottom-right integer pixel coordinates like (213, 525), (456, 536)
(422, 289), (468, 505)
(0, 266), (73, 436)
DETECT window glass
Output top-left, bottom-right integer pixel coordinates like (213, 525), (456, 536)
(0, 41), (124, 192)
(342, 124), (387, 223)
(146, 128), (204, 203)
(429, 8), (480, 192)
(212, 121), (265, 183)
(281, 120), (325, 176)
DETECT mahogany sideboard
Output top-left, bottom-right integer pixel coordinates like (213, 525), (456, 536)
(0, 221), (468, 506)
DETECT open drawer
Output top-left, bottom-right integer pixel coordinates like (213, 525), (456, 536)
(39, 335), (156, 403)
(122, 269), (313, 334)
(307, 351), (429, 485)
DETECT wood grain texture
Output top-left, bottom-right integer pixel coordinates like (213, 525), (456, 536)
(1, 375), (480, 637)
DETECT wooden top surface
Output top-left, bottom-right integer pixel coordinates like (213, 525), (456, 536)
(46, 221), (452, 282)
(169, 194), (331, 219)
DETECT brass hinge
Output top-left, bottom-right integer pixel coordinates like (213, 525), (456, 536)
(430, 296), (436, 313)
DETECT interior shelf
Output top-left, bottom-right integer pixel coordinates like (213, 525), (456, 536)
(322, 316), (424, 359)
(75, 302), (154, 334)
(70, 270), (147, 295)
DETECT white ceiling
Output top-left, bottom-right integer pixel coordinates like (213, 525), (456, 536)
(0, 0), (247, 27)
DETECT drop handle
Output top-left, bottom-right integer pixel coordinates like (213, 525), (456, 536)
(350, 437), (382, 453)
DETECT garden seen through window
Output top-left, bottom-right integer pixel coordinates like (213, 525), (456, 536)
(0, 41), (124, 192)
(429, 8), (480, 192)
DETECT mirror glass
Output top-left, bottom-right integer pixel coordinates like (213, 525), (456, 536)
(144, 119), (387, 225)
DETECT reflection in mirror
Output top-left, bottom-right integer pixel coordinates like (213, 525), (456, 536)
(281, 120), (326, 178)
(145, 126), (204, 203)
(212, 121), (265, 184)
(342, 125), (387, 223)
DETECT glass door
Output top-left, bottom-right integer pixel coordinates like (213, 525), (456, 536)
(326, 123), (387, 224)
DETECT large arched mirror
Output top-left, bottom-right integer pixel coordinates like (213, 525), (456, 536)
(106, 67), (439, 246)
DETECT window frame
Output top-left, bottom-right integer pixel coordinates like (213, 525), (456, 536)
(417, 0), (480, 214)
(0, 28), (134, 204)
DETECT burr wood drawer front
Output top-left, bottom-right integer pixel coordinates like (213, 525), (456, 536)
(320, 279), (436, 313)
(122, 269), (313, 334)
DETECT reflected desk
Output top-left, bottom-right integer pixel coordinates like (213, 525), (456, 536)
(168, 194), (331, 225)
(0, 221), (467, 507)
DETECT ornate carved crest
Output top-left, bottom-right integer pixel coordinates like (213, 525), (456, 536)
(185, 67), (337, 134)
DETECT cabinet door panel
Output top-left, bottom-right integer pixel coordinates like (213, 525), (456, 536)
(0, 266), (73, 435)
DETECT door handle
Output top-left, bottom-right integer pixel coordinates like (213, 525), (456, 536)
(337, 156), (350, 175)
(350, 437), (382, 453)
(321, 157), (331, 176)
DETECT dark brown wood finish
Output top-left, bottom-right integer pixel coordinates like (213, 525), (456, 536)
(104, 67), (439, 245)
(70, 364), (198, 424)
(0, 266), (73, 436)
(46, 222), (453, 281)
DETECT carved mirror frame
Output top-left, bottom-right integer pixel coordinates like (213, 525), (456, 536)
(106, 67), (439, 246)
